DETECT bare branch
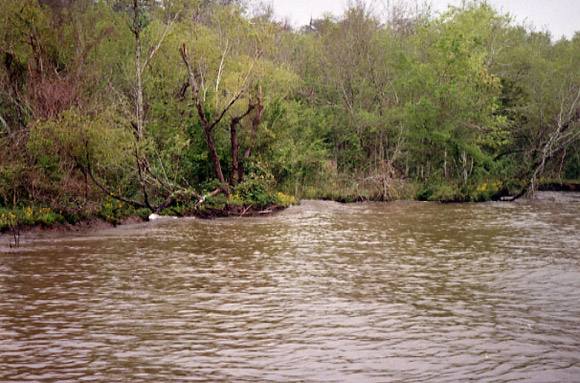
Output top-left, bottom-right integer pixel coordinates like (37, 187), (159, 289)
(198, 62), (208, 102)
(243, 85), (263, 159)
(215, 39), (230, 112)
(0, 113), (8, 134)
(210, 52), (260, 131)
(194, 188), (224, 209)
(85, 153), (148, 209)
(180, 43), (228, 190)
(180, 44), (210, 129)
(141, 11), (179, 75)
(566, 87), (580, 122)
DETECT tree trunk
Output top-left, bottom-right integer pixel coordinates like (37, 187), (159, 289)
(133, 0), (144, 140)
(204, 124), (228, 191)
(238, 85), (264, 181)
(179, 44), (228, 193)
(243, 85), (263, 161)
(131, 0), (152, 208)
(443, 148), (448, 179)
(230, 119), (240, 185)
(230, 101), (256, 185)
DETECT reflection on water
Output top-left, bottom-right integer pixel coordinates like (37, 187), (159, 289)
(1, 193), (580, 382)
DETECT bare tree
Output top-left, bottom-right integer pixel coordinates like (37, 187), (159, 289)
(179, 42), (261, 194)
(528, 86), (580, 195)
(128, 0), (178, 208)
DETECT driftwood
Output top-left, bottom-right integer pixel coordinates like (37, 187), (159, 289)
(194, 188), (224, 210)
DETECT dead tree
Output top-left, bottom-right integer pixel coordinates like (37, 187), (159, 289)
(528, 86), (580, 196)
(179, 43), (260, 194)
(179, 44), (228, 192)
(130, 0), (178, 208)
(230, 100), (255, 185)
(243, 85), (264, 161)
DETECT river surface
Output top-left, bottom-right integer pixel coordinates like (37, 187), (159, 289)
(1, 193), (580, 382)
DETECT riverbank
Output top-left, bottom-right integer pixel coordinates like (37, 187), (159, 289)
(0, 199), (292, 247)
(2, 180), (578, 247)
(296, 178), (580, 203)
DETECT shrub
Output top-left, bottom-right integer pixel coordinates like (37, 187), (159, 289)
(234, 162), (277, 205)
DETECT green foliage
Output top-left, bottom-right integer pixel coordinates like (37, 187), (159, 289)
(418, 183), (463, 203)
(0, 210), (18, 232)
(136, 208), (153, 219)
(418, 178), (507, 202)
(99, 198), (125, 224)
(1, 0), (580, 221)
(0, 163), (27, 207)
(0, 206), (65, 231)
(233, 161), (277, 205)
(98, 197), (142, 224)
(26, 106), (136, 203)
(29, 107), (133, 168)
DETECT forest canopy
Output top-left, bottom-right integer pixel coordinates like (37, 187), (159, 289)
(1, 0), (579, 216)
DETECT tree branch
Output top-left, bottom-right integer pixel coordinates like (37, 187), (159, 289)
(194, 188), (224, 209)
(180, 44), (210, 129)
(141, 11), (179, 75)
(180, 43), (228, 190)
(0, 113), (8, 134)
(243, 85), (263, 159)
(210, 51), (260, 131)
(215, 39), (229, 113)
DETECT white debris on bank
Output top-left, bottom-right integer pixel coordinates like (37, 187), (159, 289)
(148, 213), (180, 221)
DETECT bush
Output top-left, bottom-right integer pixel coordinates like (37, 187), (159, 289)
(275, 192), (296, 207)
(136, 208), (153, 219)
(233, 162), (277, 205)
(0, 163), (24, 207)
(429, 183), (465, 202)
(98, 197), (134, 224)
(0, 210), (17, 231)
(0, 206), (65, 231)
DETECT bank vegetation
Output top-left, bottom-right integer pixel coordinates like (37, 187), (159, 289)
(1, 0), (580, 234)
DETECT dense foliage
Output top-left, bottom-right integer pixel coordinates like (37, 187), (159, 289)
(1, 0), (579, 223)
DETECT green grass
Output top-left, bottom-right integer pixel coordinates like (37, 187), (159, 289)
(0, 206), (65, 231)
(0, 199), (152, 231)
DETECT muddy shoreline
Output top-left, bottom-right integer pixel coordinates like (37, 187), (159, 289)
(0, 204), (288, 247)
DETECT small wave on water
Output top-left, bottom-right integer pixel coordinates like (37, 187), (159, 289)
(1, 198), (580, 382)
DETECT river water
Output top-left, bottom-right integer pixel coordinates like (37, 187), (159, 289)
(1, 193), (580, 382)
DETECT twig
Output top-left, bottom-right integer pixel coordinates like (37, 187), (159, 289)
(240, 204), (253, 217)
(10, 225), (20, 248)
(194, 188), (223, 210)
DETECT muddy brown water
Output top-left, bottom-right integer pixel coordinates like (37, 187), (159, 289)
(1, 193), (580, 382)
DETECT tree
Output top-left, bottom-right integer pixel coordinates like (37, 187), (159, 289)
(179, 39), (261, 194)
(516, 35), (580, 194)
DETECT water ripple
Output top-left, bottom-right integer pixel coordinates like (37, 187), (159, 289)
(1, 195), (580, 382)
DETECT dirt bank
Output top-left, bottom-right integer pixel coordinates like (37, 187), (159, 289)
(1, 204), (288, 248)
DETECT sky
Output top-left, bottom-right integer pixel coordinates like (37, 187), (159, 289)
(266, 0), (580, 40)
